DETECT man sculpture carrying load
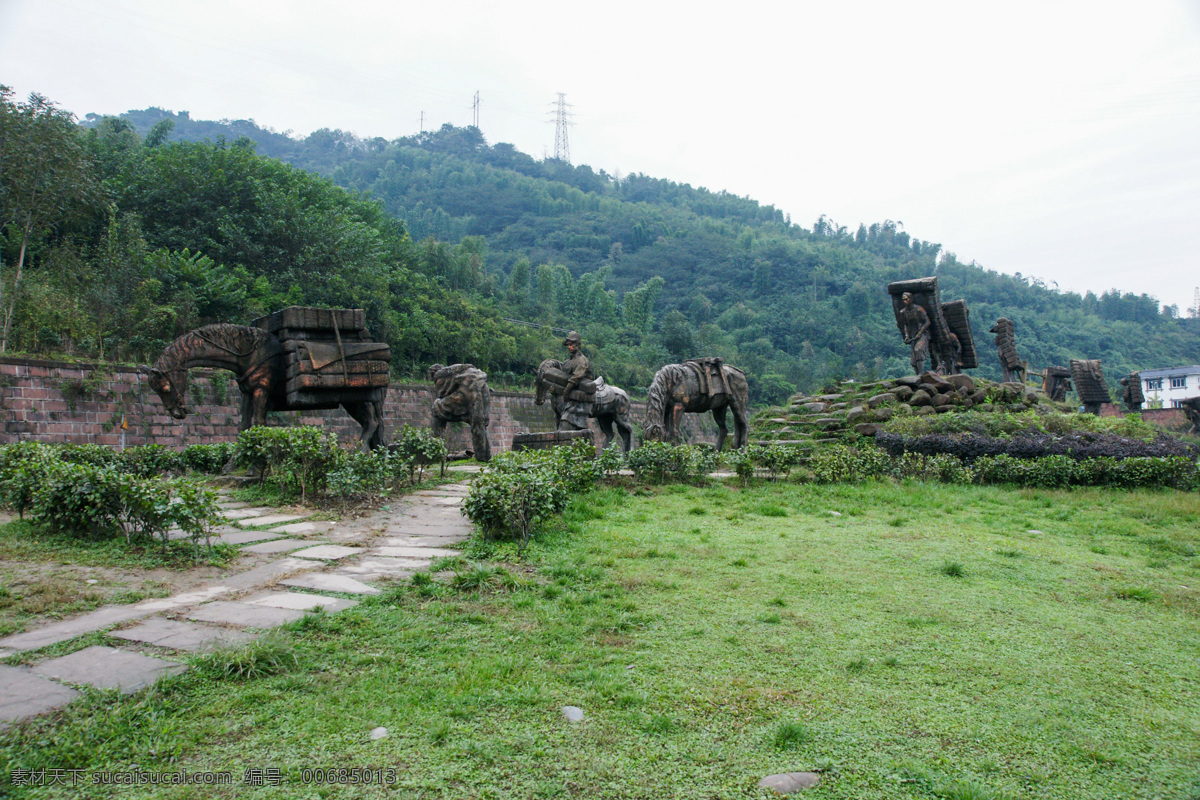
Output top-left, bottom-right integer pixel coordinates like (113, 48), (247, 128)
(557, 331), (597, 431)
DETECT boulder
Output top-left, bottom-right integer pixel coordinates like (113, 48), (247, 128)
(970, 389), (988, 404)
(891, 385), (915, 401)
(866, 393), (895, 408)
(946, 374), (976, 392)
(914, 405), (935, 416)
(802, 402), (827, 413)
(909, 389), (932, 407)
(874, 407), (894, 421)
(854, 423), (878, 436)
(846, 406), (867, 423)
(977, 403), (994, 413)
(893, 375), (921, 387)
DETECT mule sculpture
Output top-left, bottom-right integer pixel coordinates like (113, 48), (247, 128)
(428, 363), (492, 462)
(535, 359), (634, 453)
(641, 358), (749, 451)
(140, 323), (386, 449)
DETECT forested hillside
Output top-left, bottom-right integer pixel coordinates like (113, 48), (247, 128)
(4, 91), (1196, 409)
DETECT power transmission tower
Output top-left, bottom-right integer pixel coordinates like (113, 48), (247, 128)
(1190, 286), (1200, 319)
(472, 91), (480, 129)
(549, 92), (572, 163)
(419, 111), (425, 134)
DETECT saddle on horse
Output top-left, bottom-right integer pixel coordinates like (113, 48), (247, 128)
(684, 357), (728, 399)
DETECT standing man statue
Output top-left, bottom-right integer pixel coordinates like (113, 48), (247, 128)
(899, 292), (931, 375)
(1119, 373), (1144, 412)
(558, 331), (596, 431)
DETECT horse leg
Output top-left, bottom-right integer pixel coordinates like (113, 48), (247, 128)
(470, 416), (491, 462)
(238, 390), (254, 433)
(597, 415), (615, 451)
(669, 403), (684, 445)
(615, 413), (633, 454)
(712, 406), (728, 452)
(344, 402), (381, 451)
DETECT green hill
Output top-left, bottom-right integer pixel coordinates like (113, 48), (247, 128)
(4, 92), (1197, 408)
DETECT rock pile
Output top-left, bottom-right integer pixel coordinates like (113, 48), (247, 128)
(751, 372), (1046, 443)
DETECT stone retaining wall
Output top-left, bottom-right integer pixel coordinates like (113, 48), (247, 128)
(0, 357), (718, 452)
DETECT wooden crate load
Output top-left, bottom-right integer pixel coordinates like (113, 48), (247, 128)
(251, 307), (391, 409)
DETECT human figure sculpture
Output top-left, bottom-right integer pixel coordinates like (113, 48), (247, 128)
(1180, 397), (1200, 435)
(1069, 359), (1110, 415)
(936, 331), (962, 376)
(989, 318), (1025, 383)
(1119, 373), (1145, 412)
(427, 363), (491, 462)
(899, 292), (931, 375)
(1043, 366), (1072, 403)
(535, 360), (634, 452)
(557, 331), (596, 431)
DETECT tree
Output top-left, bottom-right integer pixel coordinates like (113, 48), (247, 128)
(0, 88), (105, 352)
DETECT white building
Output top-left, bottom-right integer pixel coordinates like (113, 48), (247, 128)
(1140, 365), (1200, 408)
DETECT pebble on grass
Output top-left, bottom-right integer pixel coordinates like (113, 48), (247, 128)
(370, 727), (388, 740)
(758, 772), (821, 794)
(562, 706), (584, 722)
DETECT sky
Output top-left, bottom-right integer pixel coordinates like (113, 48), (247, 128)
(3, 0), (1199, 312)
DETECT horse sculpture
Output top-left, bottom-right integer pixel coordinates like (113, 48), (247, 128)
(642, 359), (749, 451)
(535, 359), (634, 453)
(140, 323), (386, 449)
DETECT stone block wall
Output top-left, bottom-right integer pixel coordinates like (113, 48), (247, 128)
(0, 357), (718, 451)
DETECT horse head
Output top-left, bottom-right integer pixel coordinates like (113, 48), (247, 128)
(534, 358), (560, 406)
(640, 420), (665, 443)
(139, 365), (189, 420)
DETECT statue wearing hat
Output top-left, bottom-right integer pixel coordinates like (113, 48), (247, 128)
(558, 331), (596, 431)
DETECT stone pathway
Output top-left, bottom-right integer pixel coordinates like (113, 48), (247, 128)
(0, 478), (473, 730)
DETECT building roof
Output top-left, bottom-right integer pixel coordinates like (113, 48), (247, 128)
(1139, 366), (1200, 379)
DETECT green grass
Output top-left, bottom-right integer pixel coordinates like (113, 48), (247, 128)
(2, 481), (1199, 798)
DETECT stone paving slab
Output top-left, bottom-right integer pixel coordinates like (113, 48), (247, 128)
(0, 604), (155, 654)
(279, 573), (381, 595)
(337, 557), (428, 578)
(0, 666), (79, 729)
(184, 601), (307, 628)
(238, 513), (308, 528)
(33, 646), (187, 694)
(379, 535), (469, 547)
(241, 538), (311, 554)
(243, 591), (359, 613)
(220, 557), (322, 592)
(218, 500), (252, 509)
(134, 585), (230, 613)
(219, 507), (274, 520)
(268, 521), (336, 536)
(373, 545), (461, 559)
(217, 529), (284, 546)
(110, 618), (257, 651)
(289, 545), (362, 561)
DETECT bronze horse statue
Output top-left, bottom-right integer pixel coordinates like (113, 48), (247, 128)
(534, 358), (635, 453)
(642, 359), (749, 451)
(140, 324), (386, 449)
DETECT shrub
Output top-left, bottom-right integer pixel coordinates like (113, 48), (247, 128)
(390, 425), (448, 483)
(626, 442), (719, 484)
(235, 426), (345, 501)
(117, 443), (183, 477)
(463, 460), (566, 552)
(808, 446), (891, 483)
(180, 442), (235, 474)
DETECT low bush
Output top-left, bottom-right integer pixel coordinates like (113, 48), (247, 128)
(626, 442), (719, 484)
(180, 442), (235, 474)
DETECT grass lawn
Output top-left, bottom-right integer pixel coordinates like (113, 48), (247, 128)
(2, 480), (1199, 799)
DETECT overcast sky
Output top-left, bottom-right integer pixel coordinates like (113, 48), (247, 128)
(3, 0), (1199, 311)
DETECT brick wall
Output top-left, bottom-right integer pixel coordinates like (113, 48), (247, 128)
(1098, 402), (1189, 431)
(0, 357), (718, 451)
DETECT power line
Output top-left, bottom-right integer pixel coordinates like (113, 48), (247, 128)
(501, 317), (572, 335)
